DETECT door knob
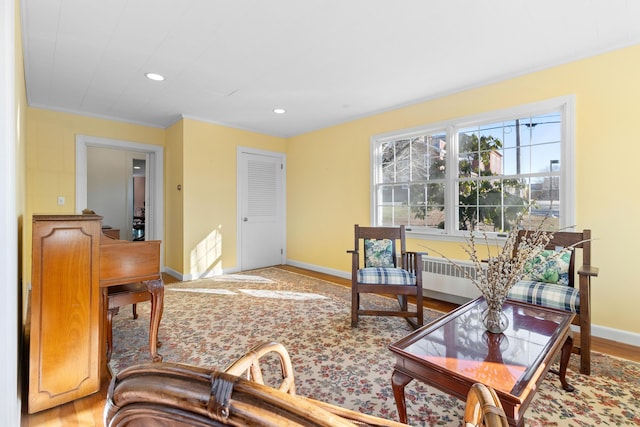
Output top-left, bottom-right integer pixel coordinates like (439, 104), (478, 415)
(243, 217), (248, 222)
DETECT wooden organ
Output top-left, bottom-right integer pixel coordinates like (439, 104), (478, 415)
(28, 214), (164, 413)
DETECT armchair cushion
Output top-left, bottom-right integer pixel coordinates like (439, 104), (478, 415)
(364, 238), (394, 267)
(357, 267), (416, 285)
(508, 280), (580, 313)
(522, 248), (573, 285)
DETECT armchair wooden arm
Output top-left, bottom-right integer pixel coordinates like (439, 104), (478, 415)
(347, 249), (360, 277)
(401, 251), (427, 275)
(578, 265), (599, 277)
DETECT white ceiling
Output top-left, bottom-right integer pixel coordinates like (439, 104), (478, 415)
(21, 0), (640, 138)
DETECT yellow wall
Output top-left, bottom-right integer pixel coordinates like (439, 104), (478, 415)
(164, 119), (184, 274)
(22, 44), (640, 336)
(24, 110), (285, 282)
(181, 119), (286, 278)
(287, 44), (640, 335)
(24, 108), (165, 283)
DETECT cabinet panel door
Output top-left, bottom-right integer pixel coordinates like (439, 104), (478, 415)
(29, 216), (101, 413)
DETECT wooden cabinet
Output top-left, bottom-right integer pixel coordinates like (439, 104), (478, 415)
(28, 214), (103, 413)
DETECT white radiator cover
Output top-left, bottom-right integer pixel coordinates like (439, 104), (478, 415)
(421, 255), (482, 304)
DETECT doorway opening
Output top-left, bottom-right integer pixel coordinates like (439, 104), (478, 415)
(132, 158), (146, 241)
(75, 135), (164, 248)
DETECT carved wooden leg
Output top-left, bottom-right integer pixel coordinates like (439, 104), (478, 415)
(391, 370), (413, 424)
(559, 334), (575, 392)
(144, 279), (164, 362)
(106, 307), (119, 363)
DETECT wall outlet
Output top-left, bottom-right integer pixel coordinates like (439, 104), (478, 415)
(57, 196), (65, 206)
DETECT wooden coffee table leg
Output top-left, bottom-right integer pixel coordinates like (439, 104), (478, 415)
(558, 334), (575, 392)
(391, 369), (413, 423)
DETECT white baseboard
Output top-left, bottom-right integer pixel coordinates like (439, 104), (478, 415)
(591, 324), (640, 348)
(286, 259), (350, 280)
(162, 266), (185, 281)
(285, 259), (640, 349)
(163, 265), (242, 282)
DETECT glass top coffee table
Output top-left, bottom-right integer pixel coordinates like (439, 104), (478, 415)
(389, 298), (575, 427)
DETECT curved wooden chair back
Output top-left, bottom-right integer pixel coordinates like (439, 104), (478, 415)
(224, 341), (409, 427)
(223, 341), (296, 395)
(463, 383), (509, 427)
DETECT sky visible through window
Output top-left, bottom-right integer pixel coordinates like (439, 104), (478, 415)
(464, 113), (561, 177)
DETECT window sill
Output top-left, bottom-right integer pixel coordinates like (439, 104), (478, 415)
(406, 229), (507, 245)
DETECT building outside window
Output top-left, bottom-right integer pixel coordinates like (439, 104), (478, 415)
(372, 97), (574, 238)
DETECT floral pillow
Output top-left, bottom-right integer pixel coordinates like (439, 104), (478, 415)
(523, 248), (573, 285)
(364, 239), (395, 267)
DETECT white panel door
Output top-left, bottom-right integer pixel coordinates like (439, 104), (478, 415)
(239, 150), (285, 270)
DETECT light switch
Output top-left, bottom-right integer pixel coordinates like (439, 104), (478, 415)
(57, 196), (65, 206)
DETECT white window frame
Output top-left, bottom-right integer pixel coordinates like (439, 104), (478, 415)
(370, 96), (576, 241)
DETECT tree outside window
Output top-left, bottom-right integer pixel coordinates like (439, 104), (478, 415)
(373, 99), (571, 237)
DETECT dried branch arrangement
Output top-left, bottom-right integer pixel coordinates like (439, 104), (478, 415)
(463, 221), (553, 304)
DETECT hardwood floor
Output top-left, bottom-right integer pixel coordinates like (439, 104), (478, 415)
(22, 265), (640, 426)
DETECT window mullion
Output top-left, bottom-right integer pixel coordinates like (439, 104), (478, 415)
(559, 99), (575, 229)
(445, 125), (458, 235)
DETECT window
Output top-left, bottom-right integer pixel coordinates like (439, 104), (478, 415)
(372, 97), (574, 238)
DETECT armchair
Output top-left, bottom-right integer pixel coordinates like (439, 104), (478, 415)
(507, 229), (598, 375)
(347, 225), (426, 328)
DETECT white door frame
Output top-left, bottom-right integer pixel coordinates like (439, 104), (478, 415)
(236, 146), (286, 271)
(76, 135), (164, 261)
(0, 0), (19, 421)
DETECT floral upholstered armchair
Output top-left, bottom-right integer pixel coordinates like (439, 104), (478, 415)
(507, 229), (598, 375)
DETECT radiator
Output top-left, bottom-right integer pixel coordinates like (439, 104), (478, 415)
(421, 255), (482, 303)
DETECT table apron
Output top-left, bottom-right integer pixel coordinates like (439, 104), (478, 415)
(393, 359), (524, 425)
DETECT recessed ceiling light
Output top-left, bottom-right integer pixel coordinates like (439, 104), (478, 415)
(273, 108), (286, 114)
(145, 72), (165, 81)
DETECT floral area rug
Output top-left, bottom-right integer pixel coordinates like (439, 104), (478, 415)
(110, 268), (640, 426)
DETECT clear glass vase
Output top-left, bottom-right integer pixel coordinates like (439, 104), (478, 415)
(482, 298), (509, 334)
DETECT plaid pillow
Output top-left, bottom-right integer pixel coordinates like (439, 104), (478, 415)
(364, 239), (394, 267)
(523, 248), (573, 286)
